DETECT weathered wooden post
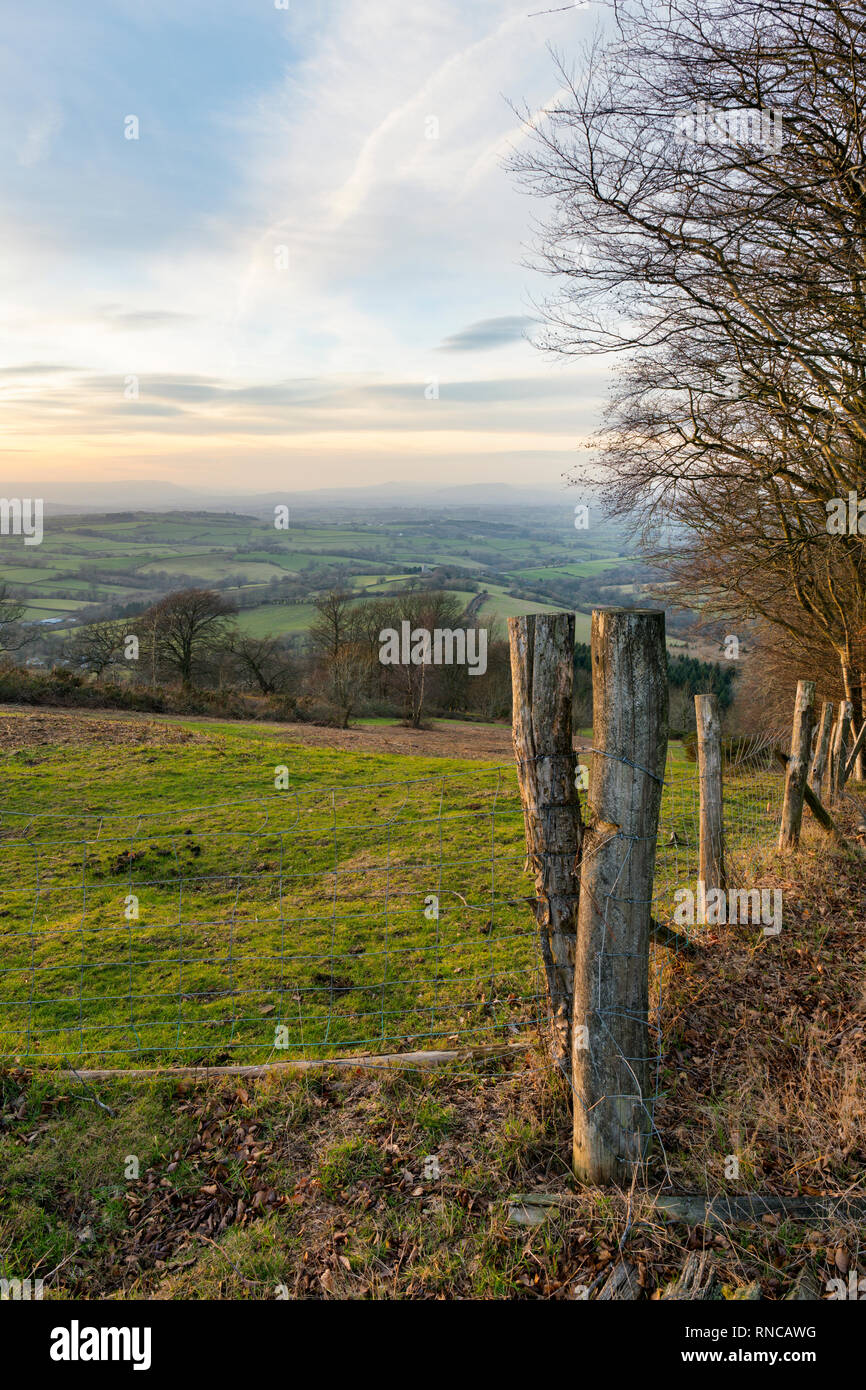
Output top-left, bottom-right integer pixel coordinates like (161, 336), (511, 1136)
(779, 681), (816, 848)
(831, 700), (853, 799)
(844, 719), (866, 785)
(827, 716), (839, 798)
(808, 701), (835, 799)
(508, 613), (582, 1081)
(694, 694), (726, 904)
(572, 608), (668, 1184)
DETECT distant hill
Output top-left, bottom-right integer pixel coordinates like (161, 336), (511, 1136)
(18, 479), (592, 516)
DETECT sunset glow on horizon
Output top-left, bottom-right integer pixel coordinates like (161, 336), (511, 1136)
(0, 0), (605, 496)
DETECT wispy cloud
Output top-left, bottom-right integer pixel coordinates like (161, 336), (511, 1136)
(101, 308), (196, 331)
(438, 316), (537, 352)
(0, 0), (602, 491)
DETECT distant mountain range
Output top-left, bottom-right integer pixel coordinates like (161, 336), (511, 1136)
(8, 479), (596, 515)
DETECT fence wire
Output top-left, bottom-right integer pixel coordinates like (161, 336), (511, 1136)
(571, 730), (787, 1166)
(0, 739), (785, 1070)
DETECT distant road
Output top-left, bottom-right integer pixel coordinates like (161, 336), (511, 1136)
(460, 590), (488, 623)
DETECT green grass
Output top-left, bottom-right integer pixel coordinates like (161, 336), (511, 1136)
(0, 566), (64, 584)
(19, 599), (94, 620)
(1, 1054), (843, 1301)
(0, 713), (783, 1073)
(349, 573), (416, 591)
(512, 557), (636, 580)
(21, 598), (92, 612)
(0, 719), (537, 1069)
(477, 590), (582, 625)
(3, 509), (647, 657)
(233, 603), (320, 636)
(138, 558), (291, 582)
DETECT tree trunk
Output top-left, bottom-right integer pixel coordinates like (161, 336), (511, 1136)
(845, 718), (866, 783)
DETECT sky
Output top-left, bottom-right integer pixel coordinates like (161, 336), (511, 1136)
(0, 0), (609, 498)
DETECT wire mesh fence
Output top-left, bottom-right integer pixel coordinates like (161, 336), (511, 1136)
(0, 738), (786, 1071)
(653, 730), (786, 917)
(617, 729), (786, 1163)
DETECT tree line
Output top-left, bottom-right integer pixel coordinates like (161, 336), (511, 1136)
(0, 580), (732, 732)
(61, 587), (512, 728)
(512, 0), (866, 765)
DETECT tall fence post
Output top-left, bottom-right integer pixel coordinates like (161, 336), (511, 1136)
(508, 613), (582, 1081)
(572, 608), (668, 1184)
(694, 694), (726, 905)
(779, 681), (816, 848)
(831, 700), (853, 800)
(809, 701), (835, 799)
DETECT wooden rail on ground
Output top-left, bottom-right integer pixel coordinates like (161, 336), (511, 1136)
(59, 1043), (526, 1082)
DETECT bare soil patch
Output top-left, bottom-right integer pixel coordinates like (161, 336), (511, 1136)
(0, 706), (536, 761)
(0, 707), (210, 753)
(0, 704), (591, 762)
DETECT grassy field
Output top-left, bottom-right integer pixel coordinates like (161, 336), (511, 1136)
(0, 507), (637, 637)
(3, 711), (865, 1304)
(0, 716), (536, 1068)
(512, 558), (637, 580)
(233, 603), (320, 636)
(0, 712), (783, 1072)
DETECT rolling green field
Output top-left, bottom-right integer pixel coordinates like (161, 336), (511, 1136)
(0, 506), (637, 641)
(233, 603), (320, 636)
(0, 713), (783, 1071)
(0, 718), (537, 1068)
(512, 558), (637, 581)
(477, 588), (592, 639)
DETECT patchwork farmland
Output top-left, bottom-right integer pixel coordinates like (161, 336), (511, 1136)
(0, 506), (640, 651)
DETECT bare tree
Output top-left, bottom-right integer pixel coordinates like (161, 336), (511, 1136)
(70, 619), (126, 677)
(309, 591), (370, 727)
(0, 586), (28, 656)
(148, 589), (237, 691)
(225, 633), (293, 695)
(511, 0), (866, 743)
(375, 590), (467, 729)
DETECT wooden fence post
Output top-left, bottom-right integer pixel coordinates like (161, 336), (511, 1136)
(572, 608), (668, 1184)
(694, 694), (725, 903)
(508, 613), (582, 1081)
(844, 719), (866, 785)
(808, 701), (835, 799)
(774, 749), (855, 851)
(831, 700), (853, 799)
(828, 716), (839, 798)
(779, 681), (816, 849)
